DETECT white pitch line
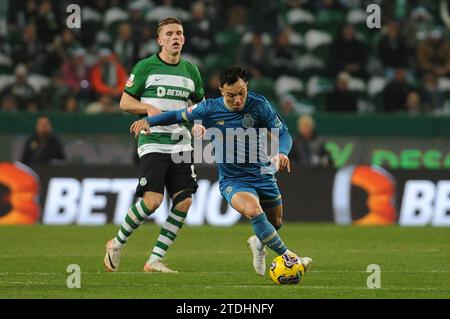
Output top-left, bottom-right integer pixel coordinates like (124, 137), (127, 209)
(0, 282), (448, 293)
(0, 271), (247, 276)
(2, 270), (450, 276)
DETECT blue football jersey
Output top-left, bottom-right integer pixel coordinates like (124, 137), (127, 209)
(182, 91), (291, 182)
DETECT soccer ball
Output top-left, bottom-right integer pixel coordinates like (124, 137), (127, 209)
(269, 254), (304, 285)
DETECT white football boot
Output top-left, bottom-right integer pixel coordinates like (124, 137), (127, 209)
(247, 235), (267, 276)
(283, 252), (313, 272)
(143, 261), (178, 273)
(104, 239), (123, 272)
(299, 256), (313, 272)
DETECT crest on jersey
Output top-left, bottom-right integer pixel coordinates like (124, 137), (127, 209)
(139, 177), (147, 186)
(242, 113), (254, 128)
(225, 186), (233, 195)
(126, 74), (135, 87)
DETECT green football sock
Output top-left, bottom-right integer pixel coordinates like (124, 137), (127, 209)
(115, 200), (154, 245)
(148, 208), (187, 263)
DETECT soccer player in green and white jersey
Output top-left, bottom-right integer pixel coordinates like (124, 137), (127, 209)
(104, 17), (205, 273)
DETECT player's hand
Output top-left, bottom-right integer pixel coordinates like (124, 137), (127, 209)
(191, 124), (206, 139)
(130, 119), (151, 138)
(271, 154), (291, 173)
(146, 104), (161, 116)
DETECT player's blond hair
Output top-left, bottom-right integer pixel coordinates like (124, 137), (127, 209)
(156, 17), (183, 36)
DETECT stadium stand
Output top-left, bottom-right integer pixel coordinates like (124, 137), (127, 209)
(0, 0), (449, 119)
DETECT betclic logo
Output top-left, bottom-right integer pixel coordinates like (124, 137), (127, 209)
(399, 180), (450, 226)
(333, 165), (397, 225)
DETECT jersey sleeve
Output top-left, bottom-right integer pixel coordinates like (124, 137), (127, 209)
(260, 99), (288, 132)
(259, 98), (292, 156)
(181, 99), (209, 122)
(147, 99), (210, 127)
(188, 64), (205, 103)
(123, 60), (147, 99)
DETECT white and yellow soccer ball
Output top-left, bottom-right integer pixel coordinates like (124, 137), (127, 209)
(269, 254), (304, 285)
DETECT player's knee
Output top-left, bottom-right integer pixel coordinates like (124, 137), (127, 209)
(242, 205), (263, 219)
(142, 193), (163, 211)
(172, 189), (193, 211)
(174, 197), (192, 212)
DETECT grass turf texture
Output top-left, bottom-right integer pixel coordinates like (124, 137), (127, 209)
(0, 223), (449, 299)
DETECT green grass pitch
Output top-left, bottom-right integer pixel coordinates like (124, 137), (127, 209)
(0, 223), (449, 299)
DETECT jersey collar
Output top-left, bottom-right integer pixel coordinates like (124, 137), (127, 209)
(156, 53), (180, 66)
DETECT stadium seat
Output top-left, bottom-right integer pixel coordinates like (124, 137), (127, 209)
(288, 90), (308, 102)
(242, 32), (271, 46)
(249, 77), (276, 102)
(82, 6), (103, 23)
(104, 7), (129, 28)
(316, 10), (345, 38)
(0, 75), (14, 92)
(346, 9), (367, 25)
(312, 45), (332, 64)
(145, 6), (190, 22)
(348, 77), (366, 92)
(215, 30), (241, 48)
(0, 53), (13, 74)
(81, 7), (103, 46)
(367, 76), (386, 96)
(438, 77), (450, 92)
(367, 76), (387, 111)
(296, 54), (326, 81)
(28, 74), (51, 93)
(274, 75), (304, 97)
(214, 30), (242, 59)
(181, 53), (203, 70)
(306, 76), (334, 111)
(304, 29), (333, 51)
(306, 76), (334, 98)
(104, 7), (129, 38)
(202, 53), (233, 75)
(286, 8), (316, 34)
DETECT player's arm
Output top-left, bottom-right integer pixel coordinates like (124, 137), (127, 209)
(119, 92), (161, 116)
(269, 124), (293, 173)
(262, 102), (293, 172)
(121, 60), (161, 116)
(189, 64), (206, 138)
(130, 102), (207, 137)
(190, 97), (206, 138)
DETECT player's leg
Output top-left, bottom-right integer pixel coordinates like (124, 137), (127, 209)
(144, 155), (197, 272)
(246, 200), (282, 275)
(244, 180), (283, 272)
(257, 179), (312, 271)
(230, 191), (294, 257)
(144, 189), (193, 273)
(104, 153), (168, 272)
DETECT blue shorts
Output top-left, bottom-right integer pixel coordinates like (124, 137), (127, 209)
(219, 177), (282, 210)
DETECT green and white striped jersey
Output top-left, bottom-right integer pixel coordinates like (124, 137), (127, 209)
(124, 54), (204, 157)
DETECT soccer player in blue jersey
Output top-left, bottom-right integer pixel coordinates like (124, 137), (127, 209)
(130, 66), (312, 276)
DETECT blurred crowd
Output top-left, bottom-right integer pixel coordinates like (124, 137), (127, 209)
(1, 0), (450, 119)
(4, 0), (450, 167)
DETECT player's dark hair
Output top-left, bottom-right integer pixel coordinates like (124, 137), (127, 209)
(157, 17), (183, 35)
(219, 66), (251, 87)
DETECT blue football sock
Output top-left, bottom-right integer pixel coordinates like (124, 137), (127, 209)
(250, 213), (287, 255)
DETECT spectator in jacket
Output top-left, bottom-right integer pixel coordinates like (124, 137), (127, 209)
(289, 115), (333, 168)
(21, 116), (65, 165)
(90, 48), (127, 99)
